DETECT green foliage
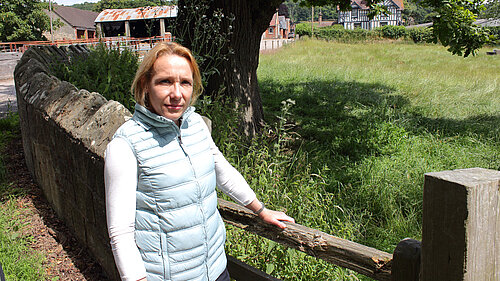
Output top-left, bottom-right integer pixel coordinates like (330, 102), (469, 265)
(69, 2), (99, 11)
(297, 23), (435, 43)
(422, 0), (490, 56)
(0, 200), (47, 281)
(92, 0), (176, 12)
(296, 23), (377, 42)
(174, 0), (234, 94)
(407, 27), (434, 43)
(484, 26), (500, 44)
(294, 0), (491, 56)
(51, 44), (139, 111)
(402, 0), (436, 25)
(285, 0), (338, 22)
(0, 113), (47, 280)
(0, 0), (52, 41)
(376, 25), (407, 39)
(480, 0), (500, 19)
(210, 40), (499, 280)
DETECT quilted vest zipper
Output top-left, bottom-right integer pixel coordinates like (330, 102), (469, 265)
(176, 126), (210, 278)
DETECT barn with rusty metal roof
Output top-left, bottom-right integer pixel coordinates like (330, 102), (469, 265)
(95, 6), (177, 38)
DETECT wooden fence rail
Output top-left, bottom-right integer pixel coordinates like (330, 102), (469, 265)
(218, 168), (500, 281)
(0, 35), (172, 53)
(218, 199), (393, 280)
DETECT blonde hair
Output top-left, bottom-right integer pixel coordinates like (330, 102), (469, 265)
(131, 42), (203, 106)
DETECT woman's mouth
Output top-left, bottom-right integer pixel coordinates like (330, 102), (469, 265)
(166, 104), (183, 110)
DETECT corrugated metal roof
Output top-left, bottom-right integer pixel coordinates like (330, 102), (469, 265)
(95, 6), (177, 23)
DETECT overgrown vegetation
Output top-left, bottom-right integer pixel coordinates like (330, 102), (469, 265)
(0, 113), (47, 280)
(296, 23), (499, 45)
(211, 40), (499, 280)
(50, 37), (499, 280)
(51, 44), (139, 111)
(0, 0), (61, 42)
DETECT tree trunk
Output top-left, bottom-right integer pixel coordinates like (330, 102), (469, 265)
(177, 0), (283, 136)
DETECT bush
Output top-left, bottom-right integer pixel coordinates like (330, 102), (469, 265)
(485, 26), (500, 45)
(406, 27), (434, 43)
(376, 25), (407, 39)
(295, 22), (312, 37)
(51, 43), (139, 112)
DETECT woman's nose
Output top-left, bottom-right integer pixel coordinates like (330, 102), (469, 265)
(170, 83), (182, 99)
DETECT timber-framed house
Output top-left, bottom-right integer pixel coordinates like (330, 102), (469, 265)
(337, 0), (404, 30)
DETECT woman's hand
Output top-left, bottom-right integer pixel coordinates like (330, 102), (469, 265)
(245, 199), (295, 229)
(258, 208), (295, 229)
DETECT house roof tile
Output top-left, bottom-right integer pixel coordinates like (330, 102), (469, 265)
(52, 5), (99, 30)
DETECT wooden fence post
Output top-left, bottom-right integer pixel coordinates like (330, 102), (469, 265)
(392, 238), (421, 281)
(421, 168), (500, 281)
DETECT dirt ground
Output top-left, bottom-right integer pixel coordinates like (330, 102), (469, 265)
(4, 134), (110, 280)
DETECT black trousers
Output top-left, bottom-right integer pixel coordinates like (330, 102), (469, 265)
(216, 268), (230, 281)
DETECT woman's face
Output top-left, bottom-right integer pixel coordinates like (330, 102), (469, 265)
(147, 54), (193, 124)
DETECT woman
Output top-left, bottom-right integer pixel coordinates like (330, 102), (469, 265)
(104, 42), (294, 281)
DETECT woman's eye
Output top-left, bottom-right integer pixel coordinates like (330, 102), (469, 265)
(160, 79), (172, 84)
(182, 80), (192, 86)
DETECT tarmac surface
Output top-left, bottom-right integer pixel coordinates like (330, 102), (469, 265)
(0, 79), (17, 118)
(0, 52), (20, 118)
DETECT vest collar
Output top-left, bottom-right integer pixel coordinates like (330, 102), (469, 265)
(133, 103), (195, 131)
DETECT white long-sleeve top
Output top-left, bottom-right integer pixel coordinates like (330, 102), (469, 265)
(104, 136), (257, 281)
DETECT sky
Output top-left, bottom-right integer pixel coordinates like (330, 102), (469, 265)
(52, 0), (100, 6)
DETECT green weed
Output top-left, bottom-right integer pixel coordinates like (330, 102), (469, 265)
(215, 40), (499, 280)
(0, 113), (47, 280)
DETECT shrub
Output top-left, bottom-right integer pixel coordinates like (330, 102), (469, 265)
(376, 25), (407, 39)
(51, 43), (139, 112)
(295, 22), (312, 37)
(406, 27), (434, 43)
(484, 26), (500, 44)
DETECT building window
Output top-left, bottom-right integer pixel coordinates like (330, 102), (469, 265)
(76, 29), (86, 39)
(268, 27), (274, 34)
(380, 21), (388, 26)
(352, 9), (358, 19)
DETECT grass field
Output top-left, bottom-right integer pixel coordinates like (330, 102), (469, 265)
(219, 39), (500, 280)
(0, 113), (47, 281)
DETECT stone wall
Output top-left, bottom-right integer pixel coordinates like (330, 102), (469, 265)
(14, 45), (131, 280)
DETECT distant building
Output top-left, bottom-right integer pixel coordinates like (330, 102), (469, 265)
(44, 5), (99, 40)
(337, 0), (404, 30)
(263, 10), (294, 39)
(95, 6), (177, 38)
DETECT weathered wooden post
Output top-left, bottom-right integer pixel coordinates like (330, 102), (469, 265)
(422, 168), (500, 281)
(392, 238), (421, 281)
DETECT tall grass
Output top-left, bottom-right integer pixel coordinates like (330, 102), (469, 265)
(212, 39), (499, 280)
(0, 113), (48, 280)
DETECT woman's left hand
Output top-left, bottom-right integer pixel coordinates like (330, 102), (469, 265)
(258, 209), (295, 229)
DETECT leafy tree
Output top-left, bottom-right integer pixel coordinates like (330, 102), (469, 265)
(0, 0), (52, 41)
(69, 2), (99, 11)
(176, 0), (490, 135)
(480, 0), (500, 19)
(285, 0), (311, 22)
(93, 0), (176, 12)
(402, 0), (435, 25)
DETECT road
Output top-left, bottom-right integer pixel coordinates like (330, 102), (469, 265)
(0, 79), (16, 118)
(0, 52), (20, 118)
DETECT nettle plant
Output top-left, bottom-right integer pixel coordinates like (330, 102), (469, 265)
(171, 0), (235, 114)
